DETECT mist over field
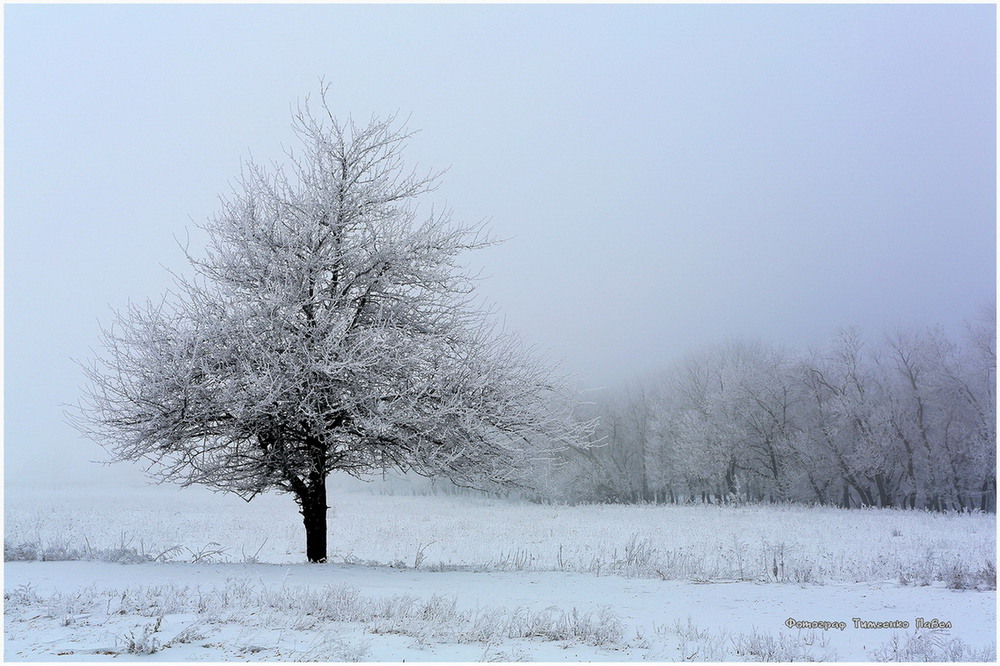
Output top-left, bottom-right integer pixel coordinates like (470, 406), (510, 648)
(6, 3), (994, 492)
(5, 3), (996, 663)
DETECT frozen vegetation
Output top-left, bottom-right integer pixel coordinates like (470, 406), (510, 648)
(5, 487), (996, 585)
(4, 486), (996, 661)
(540, 318), (996, 513)
(14, 85), (996, 663)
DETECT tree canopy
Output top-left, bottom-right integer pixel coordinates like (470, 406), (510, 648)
(73, 91), (589, 561)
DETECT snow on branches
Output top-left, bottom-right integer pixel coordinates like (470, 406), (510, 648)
(72, 89), (589, 561)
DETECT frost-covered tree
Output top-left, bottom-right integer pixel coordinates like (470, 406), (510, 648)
(954, 303), (997, 510)
(665, 342), (761, 503)
(544, 315), (994, 512)
(73, 91), (587, 562)
(799, 330), (892, 508)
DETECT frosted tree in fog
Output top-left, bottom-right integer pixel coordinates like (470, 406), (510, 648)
(545, 319), (995, 511)
(73, 89), (587, 562)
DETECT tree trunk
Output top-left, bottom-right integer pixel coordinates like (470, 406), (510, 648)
(874, 473), (891, 508)
(300, 479), (328, 563)
(724, 459), (738, 498)
(981, 476), (996, 513)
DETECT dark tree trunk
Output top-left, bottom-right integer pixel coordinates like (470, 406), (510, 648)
(296, 434), (330, 563)
(981, 477), (996, 513)
(874, 473), (892, 508)
(299, 478), (328, 563)
(806, 472), (826, 506)
(724, 458), (738, 498)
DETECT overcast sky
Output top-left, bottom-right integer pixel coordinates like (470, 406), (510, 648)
(5, 4), (995, 491)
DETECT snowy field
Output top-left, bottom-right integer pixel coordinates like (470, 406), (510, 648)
(4, 485), (996, 661)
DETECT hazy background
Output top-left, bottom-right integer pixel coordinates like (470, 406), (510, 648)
(5, 4), (995, 491)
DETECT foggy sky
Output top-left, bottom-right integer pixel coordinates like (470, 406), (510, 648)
(5, 4), (995, 490)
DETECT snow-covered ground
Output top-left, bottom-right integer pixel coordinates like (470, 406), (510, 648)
(4, 486), (996, 661)
(5, 560), (996, 661)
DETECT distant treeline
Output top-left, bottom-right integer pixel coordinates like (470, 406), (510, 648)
(533, 305), (996, 512)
